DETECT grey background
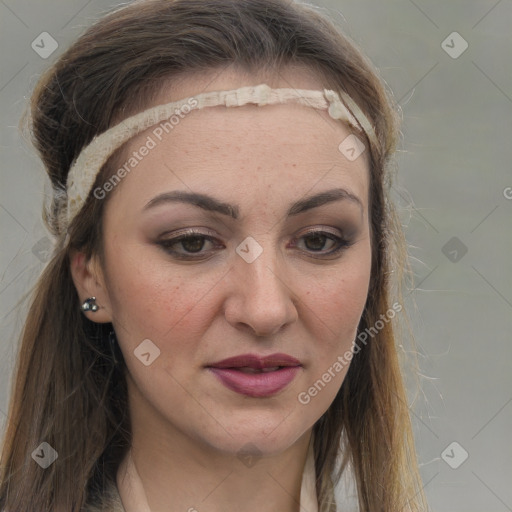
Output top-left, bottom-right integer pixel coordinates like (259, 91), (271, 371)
(1, 1), (511, 510)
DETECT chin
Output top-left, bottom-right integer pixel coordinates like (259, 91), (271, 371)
(195, 408), (315, 457)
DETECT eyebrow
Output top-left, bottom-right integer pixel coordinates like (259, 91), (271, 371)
(143, 187), (363, 219)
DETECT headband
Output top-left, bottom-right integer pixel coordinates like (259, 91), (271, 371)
(59, 84), (375, 235)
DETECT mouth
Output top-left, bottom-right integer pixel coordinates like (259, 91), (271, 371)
(206, 353), (302, 398)
(231, 366), (282, 373)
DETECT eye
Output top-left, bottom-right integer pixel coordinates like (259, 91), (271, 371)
(156, 227), (354, 261)
(157, 228), (222, 260)
(290, 228), (353, 259)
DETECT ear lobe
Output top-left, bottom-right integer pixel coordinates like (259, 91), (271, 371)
(70, 249), (113, 323)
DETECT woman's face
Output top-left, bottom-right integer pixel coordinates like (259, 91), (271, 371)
(83, 68), (372, 455)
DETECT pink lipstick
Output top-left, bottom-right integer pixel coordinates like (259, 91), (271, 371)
(206, 353), (302, 398)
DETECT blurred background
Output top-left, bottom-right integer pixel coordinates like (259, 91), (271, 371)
(1, 1), (511, 510)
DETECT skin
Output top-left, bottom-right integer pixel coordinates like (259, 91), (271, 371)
(71, 66), (372, 512)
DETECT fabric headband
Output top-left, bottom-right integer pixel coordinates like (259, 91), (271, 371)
(59, 83), (375, 234)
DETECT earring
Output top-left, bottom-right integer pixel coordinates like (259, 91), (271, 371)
(80, 297), (99, 312)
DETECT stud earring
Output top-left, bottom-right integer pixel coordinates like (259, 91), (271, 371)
(80, 297), (99, 312)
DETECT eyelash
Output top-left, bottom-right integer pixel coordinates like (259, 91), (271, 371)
(156, 227), (354, 260)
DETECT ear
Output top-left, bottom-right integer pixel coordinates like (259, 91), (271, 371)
(70, 249), (113, 323)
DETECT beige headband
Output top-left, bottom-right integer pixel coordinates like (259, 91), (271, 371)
(60, 84), (375, 233)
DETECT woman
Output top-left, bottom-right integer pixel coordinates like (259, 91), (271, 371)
(0, 0), (429, 511)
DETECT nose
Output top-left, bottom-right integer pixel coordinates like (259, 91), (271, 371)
(223, 241), (299, 337)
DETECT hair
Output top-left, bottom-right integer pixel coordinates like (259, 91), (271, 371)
(0, 1), (428, 511)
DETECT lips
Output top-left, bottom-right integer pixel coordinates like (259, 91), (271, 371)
(206, 353), (302, 398)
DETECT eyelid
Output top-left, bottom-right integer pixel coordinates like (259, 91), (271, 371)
(156, 229), (222, 260)
(288, 227), (353, 257)
(157, 225), (346, 243)
(157, 226), (219, 240)
(298, 225), (344, 237)
(156, 225), (355, 260)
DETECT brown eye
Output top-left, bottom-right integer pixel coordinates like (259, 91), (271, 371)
(157, 229), (222, 260)
(303, 233), (336, 252)
(291, 229), (353, 259)
(180, 235), (207, 253)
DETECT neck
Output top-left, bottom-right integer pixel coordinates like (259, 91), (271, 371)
(116, 379), (314, 512)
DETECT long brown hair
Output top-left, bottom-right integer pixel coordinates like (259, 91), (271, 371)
(0, 1), (428, 510)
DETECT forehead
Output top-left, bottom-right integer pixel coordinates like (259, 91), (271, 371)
(106, 68), (370, 215)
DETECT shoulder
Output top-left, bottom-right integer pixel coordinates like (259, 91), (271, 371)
(82, 480), (125, 512)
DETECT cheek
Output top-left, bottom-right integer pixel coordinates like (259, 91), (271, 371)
(102, 242), (223, 360)
(299, 244), (370, 369)
(304, 250), (371, 341)
(295, 252), (371, 412)
(314, 270), (369, 320)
